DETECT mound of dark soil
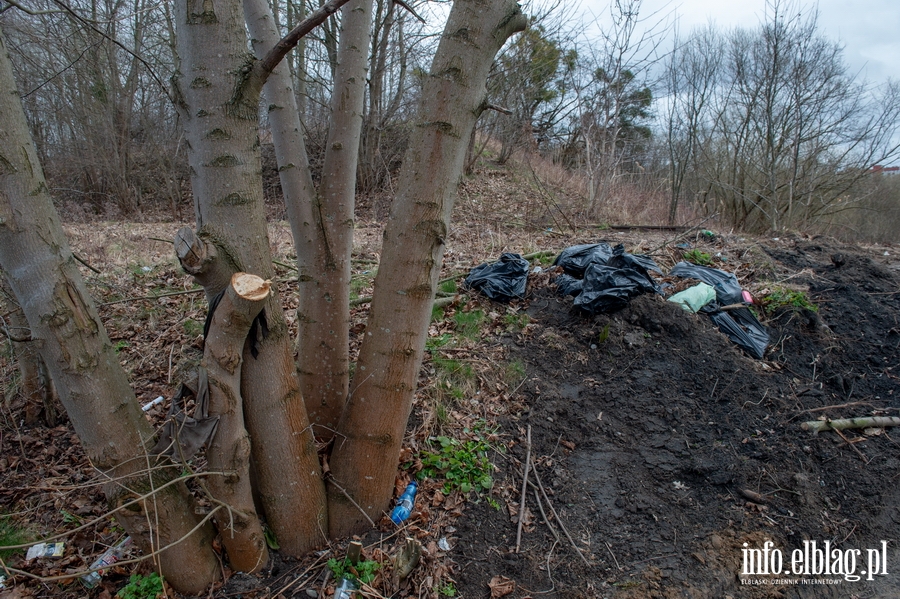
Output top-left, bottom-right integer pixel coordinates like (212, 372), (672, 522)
(454, 236), (900, 598)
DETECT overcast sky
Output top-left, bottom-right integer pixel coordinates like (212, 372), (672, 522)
(579, 0), (900, 85)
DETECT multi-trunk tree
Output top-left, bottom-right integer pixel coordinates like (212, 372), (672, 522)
(0, 0), (525, 591)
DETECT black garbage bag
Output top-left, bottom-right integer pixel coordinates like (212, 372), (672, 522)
(702, 305), (769, 359)
(463, 252), (529, 302)
(671, 262), (769, 358)
(553, 243), (614, 277)
(670, 262), (743, 305)
(574, 262), (660, 314)
(554, 273), (583, 297)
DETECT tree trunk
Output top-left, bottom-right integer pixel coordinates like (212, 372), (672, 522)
(202, 273), (270, 573)
(0, 29), (219, 594)
(245, 0), (372, 438)
(327, 0), (526, 536)
(295, 0), (372, 435)
(173, 0), (328, 555)
(0, 282), (59, 426)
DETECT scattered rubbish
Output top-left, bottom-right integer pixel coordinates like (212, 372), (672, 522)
(334, 576), (359, 599)
(438, 537), (451, 551)
(392, 537), (422, 582)
(670, 262), (769, 359)
(556, 244), (661, 314)
(463, 253), (529, 302)
(704, 308), (769, 359)
(141, 396), (164, 412)
(575, 261), (659, 313)
(553, 243), (614, 278)
(701, 230), (716, 241)
(26, 542), (65, 560)
(390, 481), (418, 525)
(667, 283), (716, 313)
(670, 262), (743, 305)
(0, 574), (6, 589)
(742, 290), (754, 304)
(150, 377), (219, 461)
(554, 273), (583, 297)
(81, 537), (132, 588)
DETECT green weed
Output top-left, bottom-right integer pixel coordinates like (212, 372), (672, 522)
(683, 249), (712, 266)
(327, 557), (380, 585)
(762, 287), (818, 314)
(116, 572), (163, 599)
(60, 509), (82, 525)
(420, 427), (496, 497)
(439, 582), (457, 597)
(597, 323), (611, 344)
(0, 515), (30, 559)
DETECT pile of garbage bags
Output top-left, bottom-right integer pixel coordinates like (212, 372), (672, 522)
(462, 243), (769, 359)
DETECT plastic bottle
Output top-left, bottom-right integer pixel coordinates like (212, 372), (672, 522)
(81, 537), (132, 588)
(390, 481), (418, 525)
(334, 576), (359, 599)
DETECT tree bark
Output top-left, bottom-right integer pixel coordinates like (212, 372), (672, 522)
(173, 0), (328, 555)
(295, 0), (372, 436)
(203, 273), (270, 573)
(0, 29), (219, 594)
(244, 0), (372, 440)
(327, 0), (526, 536)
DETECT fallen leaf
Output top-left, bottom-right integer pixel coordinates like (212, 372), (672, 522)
(488, 575), (516, 598)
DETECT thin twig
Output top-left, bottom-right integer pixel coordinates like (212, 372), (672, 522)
(0, 506), (223, 582)
(802, 401), (880, 414)
(833, 427), (869, 464)
(605, 542), (622, 570)
(530, 467), (590, 566)
(326, 476), (377, 528)
(532, 488), (559, 542)
(72, 252), (101, 274)
(515, 426), (532, 553)
(0, 471), (231, 549)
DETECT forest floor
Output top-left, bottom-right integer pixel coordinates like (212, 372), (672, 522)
(1, 164), (899, 599)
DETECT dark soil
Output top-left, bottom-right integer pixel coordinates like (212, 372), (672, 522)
(2, 232), (898, 599)
(452, 235), (900, 598)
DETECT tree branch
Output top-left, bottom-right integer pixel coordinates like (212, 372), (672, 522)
(256, 0), (352, 80)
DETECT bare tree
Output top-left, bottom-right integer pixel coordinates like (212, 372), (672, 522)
(0, 27), (220, 592)
(1, 0), (525, 588)
(662, 25), (719, 224)
(693, 0), (900, 231)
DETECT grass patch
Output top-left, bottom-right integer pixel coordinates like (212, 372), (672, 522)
(0, 515), (31, 559)
(504, 359), (526, 388)
(683, 249), (712, 266)
(453, 308), (485, 341)
(439, 279), (458, 294)
(762, 287), (818, 314)
(503, 311), (530, 331)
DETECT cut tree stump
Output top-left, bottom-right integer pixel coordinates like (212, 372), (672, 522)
(203, 272), (271, 573)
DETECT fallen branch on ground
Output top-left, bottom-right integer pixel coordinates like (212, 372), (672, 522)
(801, 416), (900, 434)
(515, 425), (532, 553)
